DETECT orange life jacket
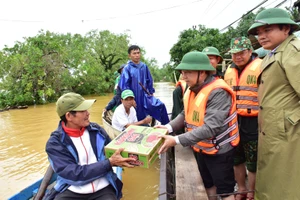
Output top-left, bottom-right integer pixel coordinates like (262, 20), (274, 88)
(183, 79), (239, 155)
(224, 58), (262, 117)
(176, 80), (188, 96)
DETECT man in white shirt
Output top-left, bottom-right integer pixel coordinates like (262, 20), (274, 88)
(112, 89), (152, 131)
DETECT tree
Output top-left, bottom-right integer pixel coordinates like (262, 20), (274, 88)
(170, 25), (229, 69)
(85, 30), (129, 84)
(0, 29), (131, 109)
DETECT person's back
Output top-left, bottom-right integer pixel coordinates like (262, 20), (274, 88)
(171, 77), (187, 135)
(103, 64), (125, 113)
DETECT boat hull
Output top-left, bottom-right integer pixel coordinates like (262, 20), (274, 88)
(8, 167), (122, 200)
(102, 111), (121, 139)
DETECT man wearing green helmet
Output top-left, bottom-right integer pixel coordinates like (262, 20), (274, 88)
(157, 51), (239, 200)
(202, 46), (224, 78)
(248, 8), (300, 200)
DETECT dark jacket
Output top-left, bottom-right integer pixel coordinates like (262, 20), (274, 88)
(170, 75), (234, 154)
(45, 122), (122, 199)
(106, 86), (122, 111)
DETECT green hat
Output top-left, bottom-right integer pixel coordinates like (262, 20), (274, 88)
(248, 8), (300, 35)
(228, 37), (254, 54)
(202, 47), (223, 63)
(175, 51), (215, 71)
(121, 89), (135, 99)
(56, 92), (96, 117)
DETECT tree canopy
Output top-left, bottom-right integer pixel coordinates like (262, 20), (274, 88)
(167, 7), (299, 78)
(0, 30), (161, 109)
(0, 6), (298, 109)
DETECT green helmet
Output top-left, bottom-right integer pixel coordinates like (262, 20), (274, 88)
(248, 8), (300, 35)
(202, 46), (223, 63)
(175, 51), (215, 71)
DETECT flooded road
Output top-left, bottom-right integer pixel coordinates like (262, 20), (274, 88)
(0, 82), (174, 199)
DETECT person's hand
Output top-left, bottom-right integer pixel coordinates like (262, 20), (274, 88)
(132, 100), (137, 108)
(102, 109), (107, 117)
(157, 135), (176, 154)
(109, 148), (136, 168)
(154, 125), (168, 129)
(143, 116), (152, 124)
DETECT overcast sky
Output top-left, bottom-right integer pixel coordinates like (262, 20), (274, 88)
(0, 0), (295, 66)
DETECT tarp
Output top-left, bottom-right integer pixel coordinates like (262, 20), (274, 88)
(119, 61), (169, 125)
(144, 94), (170, 125)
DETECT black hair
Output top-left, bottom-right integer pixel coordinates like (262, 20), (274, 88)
(278, 24), (293, 35)
(128, 45), (140, 54)
(60, 111), (77, 124)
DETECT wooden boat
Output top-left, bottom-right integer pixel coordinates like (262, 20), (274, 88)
(8, 166), (56, 200)
(8, 166), (123, 200)
(102, 110), (121, 139)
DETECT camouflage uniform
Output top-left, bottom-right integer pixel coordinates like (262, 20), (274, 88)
(225, 37), (260, 172)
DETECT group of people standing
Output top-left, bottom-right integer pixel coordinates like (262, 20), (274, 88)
(43, 7), (299, 200)
(159, 7), (300, 200)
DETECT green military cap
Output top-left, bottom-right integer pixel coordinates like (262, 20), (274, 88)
(175, 51), (215, 71)
(228, 36), (254, 54)
(56, 92), (96, 117)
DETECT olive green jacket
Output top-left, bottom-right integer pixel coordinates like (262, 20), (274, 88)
(256, 35), (300, 200)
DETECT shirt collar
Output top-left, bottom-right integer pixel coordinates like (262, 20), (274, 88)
(61, 121), (86, 137)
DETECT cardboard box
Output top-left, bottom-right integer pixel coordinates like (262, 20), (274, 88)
(105, 125), (168, 168)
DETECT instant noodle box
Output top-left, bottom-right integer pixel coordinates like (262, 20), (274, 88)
(104, 125), (168, 168)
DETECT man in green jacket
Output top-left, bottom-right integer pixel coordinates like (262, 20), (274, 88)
(248, 8), (300, 200)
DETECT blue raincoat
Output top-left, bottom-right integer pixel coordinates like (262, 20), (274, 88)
(119, 61), (169, 125)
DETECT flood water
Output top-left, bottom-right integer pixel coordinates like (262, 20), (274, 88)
(0, 82), (175, 200)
